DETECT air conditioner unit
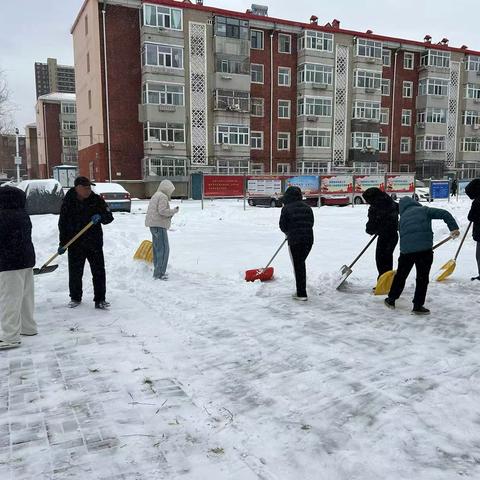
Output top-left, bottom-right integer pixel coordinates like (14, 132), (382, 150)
(161, 142), (175, 148)
(306, 115), (318, 122)
(312, 83), (328, 90)
(417, 122), (426, 129)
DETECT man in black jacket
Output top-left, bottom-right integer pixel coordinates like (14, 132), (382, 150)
(362, 187), (399, 278)
(0, 186), (37, 350)
(279, 186), (314, 301)
(58, 176), (114, 309)
(466, 178), (480, 281)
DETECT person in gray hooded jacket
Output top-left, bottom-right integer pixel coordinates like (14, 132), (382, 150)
(145, 180), (179, 280)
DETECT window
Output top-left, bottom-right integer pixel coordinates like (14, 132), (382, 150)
(297, 96), (332, 117)
(278, 34), (291, 53)
(61, 103), (76, 114)
(381, 79), (390, 96)
(466, 84), (480, 100)
(278, 100), (291, 119)
(251, 64), (264, 83)
(400, 137), (411, 154)
(399, 164), (410, 172)
(351, 132), (379, 150)
(143, 4), (182, 30)
(352, 101), (381, 121)
(403, 81), (413, 98)
(353, 70), (382, 89)
(215, 16), (249, 39)
(251, 98), (264, 117)
(216, 56), (249, 75)
(466, 55), (480, 72)
(299, 161), (329, 174)
(89, 126), (93, 145)
(401, 109), (411, 126)
(62, 120), (77, 131)
(251, 131), (263, 149)
(277, 163), (290, 173)
(88, 90), (92, 109)
(251, 163), (264, 174)
(143, 83), (184, 106)
(416, 135), (446, 151)
(86, 52), (90, 73)
(298, 31), (334, 52)
(298, 63), (333, 85)
(148, 157), (187, 177)
(142, 43), (183, 69)
(382, 49), (391, 67)
(278, 67), (291, 86)
(356, 38), (382, 59)
(250, 29), (264, 49)
(379, 136), (388, 153)
(145, 122), (185, 143)
(417, 108), (446, 124)
(420, 50), (450, 68)
(215, 124), (249, 145)
(63, 137), (78, 148)
(380, 108), (389, 125)
(214, 89), (249, 111)
(461, 137), (480, 152)
(418, 78), (449, 96)
(277, 132), (290, 150)
(297, 129), (331, 148)
(462, 110), (480, 125)
(217, 159), (249, 174)
(404, 52), (414, 70)
(85, 14), (88, 36)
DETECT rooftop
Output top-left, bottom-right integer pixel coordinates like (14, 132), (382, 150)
(37, 92), (76, 103)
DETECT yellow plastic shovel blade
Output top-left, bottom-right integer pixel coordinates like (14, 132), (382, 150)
(436, 260), (456, 282)
(133, 240), (153, 263)
(374, 270), (396, 295)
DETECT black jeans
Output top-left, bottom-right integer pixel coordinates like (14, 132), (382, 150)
(68, 245), (106, 303)
(289, 241), (313, 297)
(388, 249), (433, 307)
(376, 233), (398, 277)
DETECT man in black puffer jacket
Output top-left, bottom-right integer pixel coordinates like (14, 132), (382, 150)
(362, 187), (399, 278)
(279, 186), (314, 300)
(0, 186), (37, 350)
(466, 178), (480, 281)
(58, 177), (114, 309)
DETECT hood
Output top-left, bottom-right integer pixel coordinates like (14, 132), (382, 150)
(158, 179), (175, 198)
(362, 187), (390, 205)
(465, 178), (480, 200)
(399, 196), (420, 214)
(282, 186), (302, 205)
(0, 186), (26, 210)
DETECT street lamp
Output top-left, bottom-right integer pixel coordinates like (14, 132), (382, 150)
(14, 128), (21, 183)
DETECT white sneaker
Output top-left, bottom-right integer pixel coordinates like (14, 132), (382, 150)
(292, 294), (308, 301)
(0, 340), (21, 351)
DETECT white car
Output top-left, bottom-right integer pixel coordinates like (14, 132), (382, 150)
(92, 182), (131, 212)
(414, 181), (431, 202)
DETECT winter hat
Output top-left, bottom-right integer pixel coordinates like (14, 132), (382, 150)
(0, 186), (26, 210)
(282, 186), (302, 204)
(465, 179), (480, 200)
(362, 187), (383, 204)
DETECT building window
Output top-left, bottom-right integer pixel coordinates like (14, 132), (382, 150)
(400, 137), (411, 154)
(143, 82), (184, 106)
(278, 34), (291, 53)
(416, 135), (446, 151)
(466, 83), (480, 99)
(353, 70), (382, 89)
(217, 159), (249, 174)
(356, 38), (382, 59)
(88, 90), (92, 109)
(404, 52), (414, 69)
(298, 63), (333, 85)
(278, 67), (291, 86)
(214, 16), (249, 39)
(61, 103), (76, 114)
(251, 131), (263, 149)
(417, 108), (446, 124)
(298, 31), (334, 52)
(382, 49), (391, 67)
(278, 100), (291, 119)
(148, 156), (187, 176)
(352, 101), (380, 121)
(379, 136), (388, 153)
(251, 97), (264, 117)
(418, 78), (449, 96)
(142, 43), (183, 69)
(251, 64), (264, 83)
(216, 56), (249, 75)
(351, 132), (379, 150)
(85, 14), (88, 36)
(297, 96), (332, 117)
(403, 81), (413, 98)
(420, 50), (450, 68)
(380, 108), (389, 125)
(461, 137), (480, 152)
(297, 129), (331, 148)
(143, 4), (182, 30)
(399, 164), (410, 172)
(62, 120), (77, 131)
(277, 163), (290, 173)
(213, 89), (249, 112)
(215, 124), (249, 145)
(466, 55), (480, 72)
(86, 52), (90, 73)
(251, 163), (264, 174)
(381, 79), (390, 96)
(145, 122), (185, 143)
(250, 29), (264, 49)
(462, 110), (480, 125)
(278, 132), (290, 150)
(401, 109), (411, 126)
(63, 137), (78, 148)
(89, 126), (93, 145)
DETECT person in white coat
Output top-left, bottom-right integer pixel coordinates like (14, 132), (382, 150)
(145, 180), (179, 279)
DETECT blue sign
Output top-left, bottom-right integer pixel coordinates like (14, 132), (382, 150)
(430, 181), (450, 199)
(285, 176), (319, 195)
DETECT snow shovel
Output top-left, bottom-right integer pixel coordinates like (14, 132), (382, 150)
(33, 221), (94, 275)
(245, 238), (287, 282)
(436, 222), (472, 282)
(133, 240), (153, 263)
(374, 235), (454, 294)
(336, 235), (378, 290)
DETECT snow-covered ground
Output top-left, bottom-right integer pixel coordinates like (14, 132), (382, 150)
(1, 197), (480, 479)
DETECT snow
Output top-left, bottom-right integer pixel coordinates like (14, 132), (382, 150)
(2, 197), (480, 479)
(92, 182), (128, 194)
(17, 179), (63, 195)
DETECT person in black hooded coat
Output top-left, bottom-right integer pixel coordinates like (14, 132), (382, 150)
(279, 186), (314, 300)
(466, 178), (480, 280)
(362, 187), (399, 278)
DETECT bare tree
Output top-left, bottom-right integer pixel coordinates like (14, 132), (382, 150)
(0, 70), (14, 135)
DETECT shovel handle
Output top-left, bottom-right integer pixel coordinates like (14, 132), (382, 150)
(262, 238), (288, 271)
(454, 222), (472, 260)
(348, 235), (378, 269)
(432, 236), (452, 251)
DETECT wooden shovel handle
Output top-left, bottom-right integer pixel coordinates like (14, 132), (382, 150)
(454, 222), (472, 260)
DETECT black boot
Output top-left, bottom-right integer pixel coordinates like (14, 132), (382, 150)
(384, 298), (395, 309)
(471, 276), (480, 281)
(95, 301), (111, 310)
(412, 305), (430, 315)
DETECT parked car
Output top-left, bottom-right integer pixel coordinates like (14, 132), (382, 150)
(414, 180), (431, 202)
(15, 179), (64, 215)
(247, 195), (282, 207)
(92, 182), (131, 212)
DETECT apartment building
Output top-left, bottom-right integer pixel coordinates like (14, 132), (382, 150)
(25, 123), (39, 179)
(71, 0), (480, 181)
(0, 133), (27, 180)
(35, 58), (76, 99)
(36, 93), (78, 178)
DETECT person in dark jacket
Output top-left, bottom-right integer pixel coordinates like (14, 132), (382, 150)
(385, 196), (459, 315)
(0, 186), (37, 350)
(279, 186), (314, 300)
(58, 176), (114, 309)
(451, 178), (458, 197)
(362, 187), (399, 278)
(466, 178), (480, 280)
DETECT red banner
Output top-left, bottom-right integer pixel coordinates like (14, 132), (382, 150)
(385, 174), (415, 193)
(203, 175), (245, 197)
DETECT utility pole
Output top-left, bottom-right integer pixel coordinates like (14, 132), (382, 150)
(14, 128), (22, 183)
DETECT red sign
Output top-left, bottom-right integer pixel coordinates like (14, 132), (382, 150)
(320, 175), (353, 194)
(203, 175), (245, 197)
(385, 174), (415, 193)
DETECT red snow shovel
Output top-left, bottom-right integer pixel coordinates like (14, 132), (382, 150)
(245, 238), (287, 282)
(33, 221), (94, 275)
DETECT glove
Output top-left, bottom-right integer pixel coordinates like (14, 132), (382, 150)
(57, 246), (66, 255)
(174, 206), (180, 213)
(450, 229), (460, 239)
(91, 214), (102, 225)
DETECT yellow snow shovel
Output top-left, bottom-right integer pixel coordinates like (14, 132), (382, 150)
(374, 235), (454, 295)
(133, 240), (153, 263)
(436, 222), (472, 282)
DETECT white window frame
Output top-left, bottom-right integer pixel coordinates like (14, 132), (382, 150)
(142, 82), (185, 106)
(466, 55), (480, 72)
(216, 159), (250, 174)
(142, 42), (184, 69)
(277, 163), (291, 173)
(380, 108), (389, 125)
(382, 49), (391, 67)
(400, 137), (411, 154)
(356, 38), (382, 59)
(278, 100), (291, 119)
(61, 103), (76, 114)
(143, 4), (183, 30)
(298, 31), (334, 52)
(251, 162), (265, 174)
(463, 110), (480, 125)
(62, 120), (77, 131)
(353, 69), (382, 90)
(297, 129), (331, 148)
(417, 108), (446, 124)
(351, 132), (380, 150)
(404, 52), (414, 70)
(381, 79), (390, 96)
(251, 64), (264, 84)
(250, 29), (264, 50)
(277, 132), (291, 151)
(461, 137), (480, 152)
(416, 135), (446, 152)
(144, 121), (185, 143)
(403, 81), (413, 98)
(379, 136), (388, 153)
(278, 34), (291, 54)
(250, 131), (264, 150)
(63, 137), (78, 148)
(466, 84), (480, 100)
(278, 67), (291, 87)
(251, 97), (264, 117)
(215, 124), (249, 146)
(418, 78), (449, 96)
(297, 96), (332, 117)
(401, 109), (412, 126)
(420, 49), (450, 68)
(298, 63), (333, 85)
(148, 156), (187, 176)
(352, 101), (381, 121)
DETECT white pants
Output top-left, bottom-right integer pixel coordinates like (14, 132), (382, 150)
(0, 268), (36, 342)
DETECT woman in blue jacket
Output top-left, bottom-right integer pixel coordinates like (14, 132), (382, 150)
(385, 196), (459, 315)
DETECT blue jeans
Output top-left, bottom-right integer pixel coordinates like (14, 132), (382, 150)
(150, 227), (169, 278)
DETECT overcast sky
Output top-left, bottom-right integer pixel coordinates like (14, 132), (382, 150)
(1, 0), (479, 133)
